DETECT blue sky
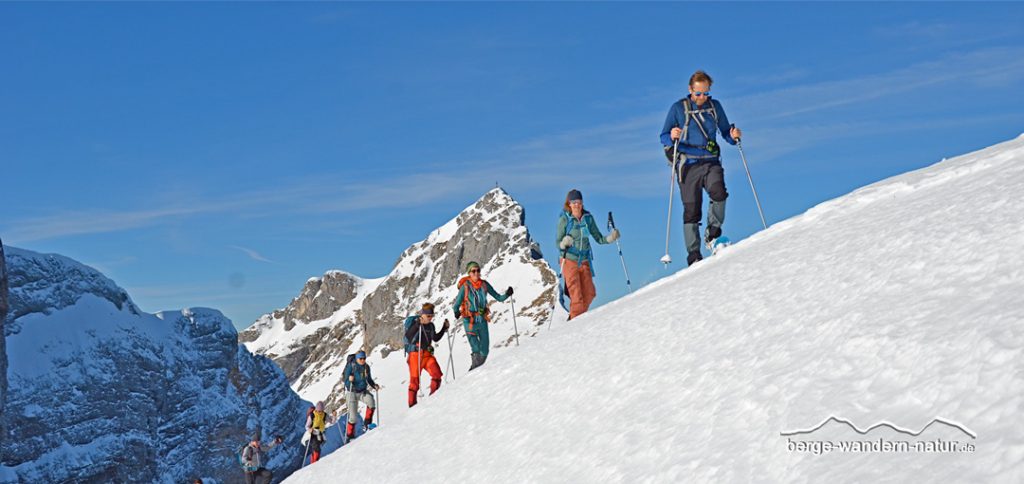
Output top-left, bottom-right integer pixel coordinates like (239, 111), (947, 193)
(3, 2), (1023, 329)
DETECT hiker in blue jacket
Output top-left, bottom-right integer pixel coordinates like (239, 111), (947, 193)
(342, 350), (379, 440)
(661, 69), (743, 266)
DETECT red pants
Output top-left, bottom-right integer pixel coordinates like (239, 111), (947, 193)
(562, 259), (596, 319)
(408, 350), (442, 407)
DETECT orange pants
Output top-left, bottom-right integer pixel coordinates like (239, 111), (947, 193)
(408, 350), (442, 407)
(562, 258), (596, 319)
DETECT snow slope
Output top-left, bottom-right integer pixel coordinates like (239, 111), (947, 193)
(285, 136), (1024, 483)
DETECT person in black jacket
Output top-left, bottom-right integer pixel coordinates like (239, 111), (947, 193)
(405, 303), (449, 407)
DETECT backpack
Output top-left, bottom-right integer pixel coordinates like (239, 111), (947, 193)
(311, 410), (327, 432)
(237, 443), (259, 472)
(403, 316), (418, 354)
(457, 277), (491, 322)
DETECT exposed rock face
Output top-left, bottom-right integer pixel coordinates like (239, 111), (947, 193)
(0, 247), (308, 483)
(252, 271), (361, 334)
(242, 188), (559, 416)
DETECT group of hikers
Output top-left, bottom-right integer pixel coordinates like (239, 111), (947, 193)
(235, 69), (743, 482)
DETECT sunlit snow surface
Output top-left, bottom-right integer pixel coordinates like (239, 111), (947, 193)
(286, 136), (1024, 483)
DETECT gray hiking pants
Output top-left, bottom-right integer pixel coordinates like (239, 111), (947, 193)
(678, 161), (728, 253)
(346, 390), (375, 424)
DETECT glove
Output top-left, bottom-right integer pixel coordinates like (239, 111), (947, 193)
(606, 228), (620, 242)
(559, 235), (574, 249)
(453, 309), (461, 320)
(442, 320), (450, 330)
(505, 286), (514, 296)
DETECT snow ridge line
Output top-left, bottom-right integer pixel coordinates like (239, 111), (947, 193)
(780, 416), (977, 439)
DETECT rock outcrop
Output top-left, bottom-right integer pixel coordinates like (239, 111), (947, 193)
(0, 247), (309, 483)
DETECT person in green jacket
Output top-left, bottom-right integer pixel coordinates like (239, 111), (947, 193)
(556, 189), (619, 319)
(452, 261), (512, 371)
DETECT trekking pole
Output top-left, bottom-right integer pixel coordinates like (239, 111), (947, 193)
(607, 212), (632, 293)
(301, 436), (310, 467)
(661, 139), (680, 265)
(375, 388), (380, 426)
(552, 258), (567, 330)
(445, 322), (456, 382)
(510, 296), (520, 347)
(416, 326), (425, 398)
(335, 411), (345, 446)
(734, 126), (768, 230)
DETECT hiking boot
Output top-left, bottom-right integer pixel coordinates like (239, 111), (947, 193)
(687, 251), (703, 266)
(704, 225), (722, 250)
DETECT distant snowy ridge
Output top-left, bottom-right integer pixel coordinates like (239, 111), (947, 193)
(241, 187), (559, 420)
(1, 247), (310, 483)
(285, 138), (1024, 483)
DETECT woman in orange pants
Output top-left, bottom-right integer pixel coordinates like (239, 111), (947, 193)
(556, 189), (619, 319)
(404, 303), (449, 407)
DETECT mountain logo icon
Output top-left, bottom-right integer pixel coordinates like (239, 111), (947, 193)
(781, 416), (976, 440)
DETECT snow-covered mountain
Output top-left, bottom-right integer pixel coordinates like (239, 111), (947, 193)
(0, 247), (310, 483)
(0, 239), (8, 453)
(240, 187), (559, 421)
(284, 137), (1024, 484)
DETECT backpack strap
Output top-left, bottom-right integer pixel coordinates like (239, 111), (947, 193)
(681, 97), (692, 144)
(560, 211), (575, 259)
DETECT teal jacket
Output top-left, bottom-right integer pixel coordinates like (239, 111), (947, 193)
(453, 278), (508, 322)
(556, 210), (611, 265)
(343, 359), (376, 393)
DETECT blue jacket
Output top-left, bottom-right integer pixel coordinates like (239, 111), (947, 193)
(660, 96), (735, 163)
(556, 210), (610, 265)
(343, 359), (376, 393)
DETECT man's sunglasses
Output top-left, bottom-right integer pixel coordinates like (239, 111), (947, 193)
(692, 91), (710, 97)
(469, 269), (480, 273)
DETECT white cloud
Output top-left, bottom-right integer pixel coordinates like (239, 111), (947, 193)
(229, 245), (275, 264)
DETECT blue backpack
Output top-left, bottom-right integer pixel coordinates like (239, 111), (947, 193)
(402, 316), (418, 354)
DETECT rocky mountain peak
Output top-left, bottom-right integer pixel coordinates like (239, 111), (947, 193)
(242, 188), (558, 417)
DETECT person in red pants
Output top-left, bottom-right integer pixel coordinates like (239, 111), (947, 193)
(556, 189), (618, 319)
(404, 303), (449, 407)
